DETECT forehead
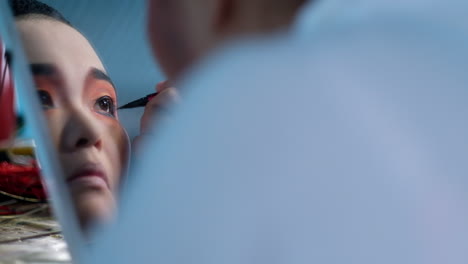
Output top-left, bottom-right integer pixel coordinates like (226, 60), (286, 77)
(16, 18), (105, 74)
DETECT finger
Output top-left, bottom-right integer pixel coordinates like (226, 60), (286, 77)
(156, 80), (171, 93)
(140, 87), (180, 135)
(146, 87), (179, 111)
(154, 87), (179, 105)
(140, 89), (172, 134)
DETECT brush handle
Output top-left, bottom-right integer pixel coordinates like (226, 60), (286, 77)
(118, 92), (160, 109)
(146, 92), (158, 101)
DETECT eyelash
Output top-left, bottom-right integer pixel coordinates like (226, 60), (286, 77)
(94, 96), (116, 117)
(37, 90), (116, 117)
(37, 90), (54, 110)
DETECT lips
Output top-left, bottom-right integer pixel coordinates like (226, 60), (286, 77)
(67, 164), (110, 189)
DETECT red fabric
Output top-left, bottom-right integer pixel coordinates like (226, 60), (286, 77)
(0, 162), (46, 202)
(0, 38), (16, 145)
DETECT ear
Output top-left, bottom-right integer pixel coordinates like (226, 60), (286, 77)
(213, 0), (236, 34)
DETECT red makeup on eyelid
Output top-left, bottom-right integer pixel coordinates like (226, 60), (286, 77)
(34, 76), (58, 91)
(86, 80), (118, 119)
(33, 76), (59, 108)
(85, 80), (117, 101)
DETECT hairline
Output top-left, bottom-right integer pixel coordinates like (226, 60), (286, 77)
(15, 13), (72, 27)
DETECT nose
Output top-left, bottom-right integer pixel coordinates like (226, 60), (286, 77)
(60, 110), (103, 152)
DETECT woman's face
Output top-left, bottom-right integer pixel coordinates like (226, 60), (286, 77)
(17, 18), (129, 228)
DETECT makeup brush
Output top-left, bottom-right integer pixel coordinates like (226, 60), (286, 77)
(118, 92), (159, 110)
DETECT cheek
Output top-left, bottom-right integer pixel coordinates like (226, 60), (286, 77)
(149, 15), (172, 61)
(42, 110), (65, 148)
(148, 1), (190, 76)
(102, 121), (129, 191)
(148, 1), (165, 52)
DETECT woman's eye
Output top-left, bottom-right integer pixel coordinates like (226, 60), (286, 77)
(37, 90), (54, 109)
(95, 96), (116, 117)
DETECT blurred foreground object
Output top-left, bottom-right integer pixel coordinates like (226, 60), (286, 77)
(91, 1), (468, 264)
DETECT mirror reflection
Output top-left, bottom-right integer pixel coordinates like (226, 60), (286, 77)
(1, 0), (140, 261)
(12, 0), (130, 231)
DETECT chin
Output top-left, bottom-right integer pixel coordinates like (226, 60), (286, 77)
(73, 190), (116, 231)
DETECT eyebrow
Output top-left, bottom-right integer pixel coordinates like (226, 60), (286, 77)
(90, 68), (115, 89)
(29, 65), (116, 90)
(30, 63), (57, 76)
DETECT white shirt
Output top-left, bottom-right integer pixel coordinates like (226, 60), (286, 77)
(91, 1), (468, 263)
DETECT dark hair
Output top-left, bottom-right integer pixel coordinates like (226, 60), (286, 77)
(9, 0), (71, 26)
